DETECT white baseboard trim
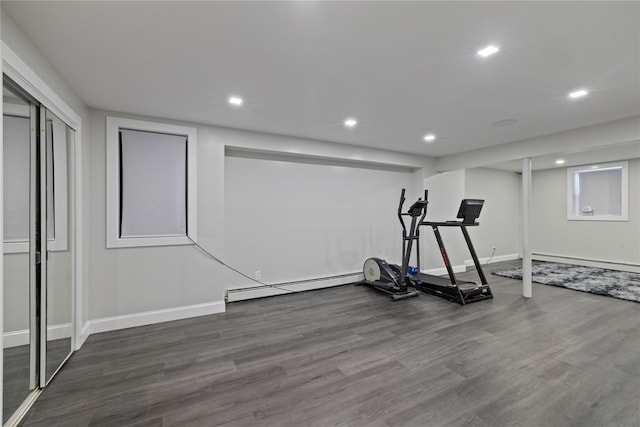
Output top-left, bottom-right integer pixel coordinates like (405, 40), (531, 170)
(422, 253), (520, 278)
(423, 264), (466, 276)
(532, 253), (640, 273)
(226, 273), (362, 302)
(4, 323), (72, 349)
(464, 252), (521, 267)
(4, 330), (29, 349)
(88, 301), (226, 335)
(48, 323), (72, 340)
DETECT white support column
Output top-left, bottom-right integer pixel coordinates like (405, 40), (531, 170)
(0, 13), (4, 421)
(522, 158), (532, 298)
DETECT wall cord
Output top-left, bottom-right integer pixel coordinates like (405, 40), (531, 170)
(186, 237), (297, 295)
(484, 248), (496, 266)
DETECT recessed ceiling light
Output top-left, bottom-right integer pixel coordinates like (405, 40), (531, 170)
(477, 45), (500, 57)
(228, 96), (243, 106)
(344, 118), (357, 128)
(555, 159), (566, 165)
(568, 89), (589, 99)
(423, 134), (436, 142)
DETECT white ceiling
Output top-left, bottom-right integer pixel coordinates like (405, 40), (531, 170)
(492, 140), (640, 172)
(2, 1), (639, 157)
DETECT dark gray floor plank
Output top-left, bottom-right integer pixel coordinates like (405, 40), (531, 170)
(18, 260), (640, 427)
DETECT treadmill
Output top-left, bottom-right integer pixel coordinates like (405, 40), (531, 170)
(417, 198), (494, 305)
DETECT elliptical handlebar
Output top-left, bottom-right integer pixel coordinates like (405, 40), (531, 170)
(398, 188), (430, 233)
(419, 190), (429, 223)
(398, 188), (407, 236)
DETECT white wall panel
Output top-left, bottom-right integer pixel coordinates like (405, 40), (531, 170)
(532, 158), (639, 267)
(422, 170), (466, 270)
(224, 155), (416, 285)
(88, 109), (435, 319)
(465, 168), (522, 260)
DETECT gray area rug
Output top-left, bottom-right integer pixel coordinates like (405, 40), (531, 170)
(493, 262), (640, 302)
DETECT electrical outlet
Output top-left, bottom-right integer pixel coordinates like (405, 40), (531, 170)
(255, 270), (261, 280)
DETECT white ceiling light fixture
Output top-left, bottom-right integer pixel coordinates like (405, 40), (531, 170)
(555, 159), (566, 165)
(423, 134), (436, 142)
(568, 89), (589, 99)
(344, 118), (358, 128)
(477, 44), (500, 58)
(228, 96), (243, 106)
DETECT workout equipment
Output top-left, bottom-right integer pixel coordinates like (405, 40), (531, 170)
(359, 189), (427, 301)
(359, 189), (493, 305)
(417, 198), (494, 305)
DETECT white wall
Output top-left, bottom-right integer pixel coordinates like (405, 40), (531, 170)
(88, 110), (225, 321)
(225, 154), (416, 285)
(88, 108), (436, 321)
(421, 170), (467, 271)
(532, 158), (640, 268)
(419, 168), (521, 274)
(465, 167), (522, 261)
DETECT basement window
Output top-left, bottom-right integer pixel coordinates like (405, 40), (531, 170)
(106, 117), (197, 248)
(567, 161), (628, 221)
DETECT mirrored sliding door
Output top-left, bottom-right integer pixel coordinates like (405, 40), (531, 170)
(42, 109), (74, 385)
(2, 76), (76, 424)
(2, 81), (38, 424)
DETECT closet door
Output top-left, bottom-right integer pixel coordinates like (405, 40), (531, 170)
(41, 109), (74, 385)
(2, 81), (39, 424)
(2, 76), (76, 423)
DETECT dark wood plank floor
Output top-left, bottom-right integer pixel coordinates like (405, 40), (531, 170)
(3, 345), (32, 423)
(4, 337), (72, 423)
(19, 261), (640, 426)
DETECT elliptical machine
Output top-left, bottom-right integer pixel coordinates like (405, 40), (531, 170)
(359, 189), (428, 301)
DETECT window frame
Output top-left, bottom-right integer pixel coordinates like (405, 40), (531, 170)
(566, 160), (629, 222)
(106, 116), (197, 248)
